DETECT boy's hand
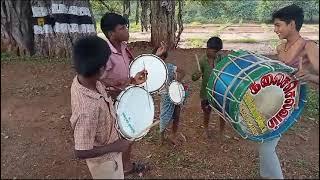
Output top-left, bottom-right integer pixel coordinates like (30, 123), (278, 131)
(194, 72), (202, 77)
(155, 41), (167, 57)
(295, 57), (319, 84)
(192, 71), (202, 81)
(132, 70), (148, 85)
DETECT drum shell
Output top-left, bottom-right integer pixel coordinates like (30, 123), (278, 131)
(206, 50), (307, 142)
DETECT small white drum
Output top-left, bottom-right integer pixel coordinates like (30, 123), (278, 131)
(115, 85), (155, 140)
(129, 54), (168, 94)
(168, 80), (186, 105)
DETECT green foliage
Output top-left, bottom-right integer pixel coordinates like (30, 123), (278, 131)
(182, 0), (319, 24)
(90, 0), (122, 20)
(90, 0), (319, 33)
(129, 23), (141, 32)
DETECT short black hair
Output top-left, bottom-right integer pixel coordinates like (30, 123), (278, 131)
(152, 47), (168, 59)
(272, 4), (304, 31)
(100, 12), (128, 36)
(207, 37), (223, 50)
(72, 36), (111, 77)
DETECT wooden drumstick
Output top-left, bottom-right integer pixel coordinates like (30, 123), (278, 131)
(195, 54), (202, 80)
(130, 120), (160, 141)
(143, 60), (151, 109)
(294, 57), (304, 109)
(195, 54), (201, 72)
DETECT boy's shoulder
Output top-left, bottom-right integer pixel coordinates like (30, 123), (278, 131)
(70, 77), (102, 111)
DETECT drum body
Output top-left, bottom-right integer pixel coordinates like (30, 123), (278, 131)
(207, 50), (307, 142)
(129, 54), (168, 93)
(115, 86), (154, 140)
(168, 80), (186, 105)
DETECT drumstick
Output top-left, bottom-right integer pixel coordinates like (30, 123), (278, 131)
(143, 60), (151, 109)
(130, 120), (160, 140)
(178, 84), (182, 103)
(195, 54), (201, 72)
(294, 58), (303, 109)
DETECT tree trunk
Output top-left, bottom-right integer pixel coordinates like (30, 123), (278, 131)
(31, 0), (96, 58)
(174, 0), (184, 48)
(140, 0), (149, 32)
(150, 0), (176, 49)
(135, 0), (139, 25)
(1, 0), (34, 56)
(122, 0), (130, 30)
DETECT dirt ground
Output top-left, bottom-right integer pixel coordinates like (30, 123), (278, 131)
(1, 43), (319, 179)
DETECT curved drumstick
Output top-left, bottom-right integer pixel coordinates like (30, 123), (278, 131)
(129, 120), (160, 141)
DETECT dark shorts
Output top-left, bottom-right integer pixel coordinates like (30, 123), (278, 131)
(201, 99), (212, 113)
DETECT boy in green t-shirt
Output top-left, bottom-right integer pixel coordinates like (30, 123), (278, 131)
(192, 37), (225, 139)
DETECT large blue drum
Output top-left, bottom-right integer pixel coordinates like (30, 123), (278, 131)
(206, 50), (307, 142)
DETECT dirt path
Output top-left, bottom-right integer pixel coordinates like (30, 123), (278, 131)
(1, 47), (319, 179)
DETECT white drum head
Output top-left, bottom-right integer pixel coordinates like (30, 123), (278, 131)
(253, 85), (285, 119)
(129, 54), (167, 93)
(168, 81), (186, 105)
(115, 86), (154, 140)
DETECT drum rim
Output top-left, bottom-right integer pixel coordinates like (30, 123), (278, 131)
(128, 54), (168, 94)
(115, 85), (154, 140)
(168, 80), (186, 105)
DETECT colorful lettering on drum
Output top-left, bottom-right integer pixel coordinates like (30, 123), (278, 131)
(248, 72), (298, 131)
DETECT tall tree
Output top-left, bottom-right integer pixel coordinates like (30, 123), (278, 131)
(31, 0), (96, 58)
(135, 0), (139, 25)
(150, 0), (176, 49)
(1, 0), (34, 56)
(140, 0), (149, 32)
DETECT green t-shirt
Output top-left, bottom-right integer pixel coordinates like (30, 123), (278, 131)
(192, 54), (224, 99)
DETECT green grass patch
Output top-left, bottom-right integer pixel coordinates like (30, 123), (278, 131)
(1, 52), (70, 64)
(225, 38), (258, 43)
(212, 23), (232, 36)
(189, 21), (202, 26)
(186, 38), (206, 48)
(302, 86), (319, 121)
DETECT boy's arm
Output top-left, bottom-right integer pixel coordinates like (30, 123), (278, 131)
(72, 111), (132, 159)
(75, 139), (132, 159)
